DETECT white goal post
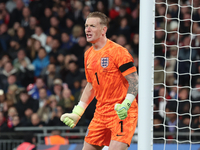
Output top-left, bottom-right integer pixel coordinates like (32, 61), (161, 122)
(138, 0), (154, 150)
(138, 0), (200, 150)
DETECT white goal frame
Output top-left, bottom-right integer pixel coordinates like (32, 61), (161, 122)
(138, 0), (155, 150)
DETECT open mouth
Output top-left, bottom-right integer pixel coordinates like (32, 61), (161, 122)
(87, 34), (92, 38)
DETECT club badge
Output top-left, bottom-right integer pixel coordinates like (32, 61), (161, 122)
(101, 57), (109, 68)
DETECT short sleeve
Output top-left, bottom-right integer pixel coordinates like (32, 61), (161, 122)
(115, 47), (137, 76)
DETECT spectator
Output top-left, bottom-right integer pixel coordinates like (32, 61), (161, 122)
(25, 16), (38, 38)
(50, 16), (61, 31)
(44, 35), (53, 53)
(131, 33), (139, 56)
(6, 106), (18, 130)
(29, 0), (44, 20)
(20, 108), (33, 126)
(29, 113), (45, 127)
(0, 23), (10, 51)
(124, 44), (133, 57)
(76, 5), (91, 27)
(154, 58), (164, 85)
(115, 34), (127, 47)
(28, 76), (51, 100)
(0, 89), (8, 114)
(52, 78), (63, 102)
(113, 5), (132, 28)
(0, 111), (7, 132)
(32, 47), (49, 77)
(31, 26), (47, 47)
(6, 74), (20, 92)
(25, 37), (36, 61)
(178, 115), (191, 141)
(37, 88), (51, 124)
(41, 63), (60, 90)
(64, 60), (84, 90)
(180, 12), (191, 34)
(15, 90), (38, 119)
(130, 6), (139, 34)
(48, 26), (60, 39)
(56, 53), (65, 71)
(192, 63), (200, 87)
(57, 6), (67, 29)
(7, 37), (21, 60)
(70, 24), (84, 45)
(168, 80), (178, 99)
(155, 27), (165, 56)
(0, 54), (11, 71)
(8, 0), (24, 28)
(58, 88), (74, 113)
(7, 114), (21, 132)
(116, 17), (131, 43)
(94, 0), (109, 16)
(59, 54), (77, 81)
(48, 105), (65, 126)
(15, 26), (27, 47)
(60, 32), (73, 51)
(191, 79), (200, 101)
(48, 38), (60, 61)
(70, 0), (83, 23)
(63, 16), (74, 35)
(175, 34), (197, 86)
(166, 46), (177, 86)
(74, 78), (87, 105)
(165, 101), (178, 139)
(153, 114), (164, 138)
(154, 86), (172, 118)
(13, 49), (32, 71)
(21, 7), (31, 27)
(109, 0), (124, 20)
(7, 21), (20, 38)
(0, 61), (18, 92)
(40, 7), (52, 33)
(6, 84), (19, 107)
(69, 36), (87, 68)
(177, 88), (190, 115)
(38, 88), (49, 107)
(191, 105), (200, 136)
(17, 59), (35, 87)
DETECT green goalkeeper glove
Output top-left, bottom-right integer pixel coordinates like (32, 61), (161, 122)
(60, 105), (85, 128)
(114, 99), (131, 120)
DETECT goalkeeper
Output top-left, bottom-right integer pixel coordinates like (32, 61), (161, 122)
(60, 11), (138, 150)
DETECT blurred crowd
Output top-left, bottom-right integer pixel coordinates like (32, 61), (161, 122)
(0, 0), (139, 134)
(153, 0), (200, 142)
(0, 0), (200, 143)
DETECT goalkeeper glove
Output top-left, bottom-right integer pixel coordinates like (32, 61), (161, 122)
(60, 105), (85, 128)
(114, 99), (131, 120)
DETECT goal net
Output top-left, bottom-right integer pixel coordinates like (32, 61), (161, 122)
(153, 0), (200, 149)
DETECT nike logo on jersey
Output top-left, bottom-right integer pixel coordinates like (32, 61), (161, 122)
(116, 134), (124, 136)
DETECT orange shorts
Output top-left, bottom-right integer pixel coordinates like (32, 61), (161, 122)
(84, 101), (138, 147)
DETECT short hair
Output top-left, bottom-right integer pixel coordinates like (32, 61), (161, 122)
(87, 11), (109, 27)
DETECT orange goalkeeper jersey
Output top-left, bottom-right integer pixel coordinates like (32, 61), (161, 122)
(84, 39), (137, 116)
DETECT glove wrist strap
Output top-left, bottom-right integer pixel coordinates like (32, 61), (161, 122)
(72, 105), (85, 117)
(125, 93), (136, 103)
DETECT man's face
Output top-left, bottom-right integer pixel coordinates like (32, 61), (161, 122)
(85, 17), (103, 43)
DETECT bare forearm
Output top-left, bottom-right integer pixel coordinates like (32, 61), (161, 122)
(79, 82), (95, 106)
(125, 71), (138, 97)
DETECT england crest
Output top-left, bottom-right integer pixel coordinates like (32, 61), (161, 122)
(101, 57), (109, 68)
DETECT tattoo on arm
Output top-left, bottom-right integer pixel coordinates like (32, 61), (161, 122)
(125, 72), (138, 97)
